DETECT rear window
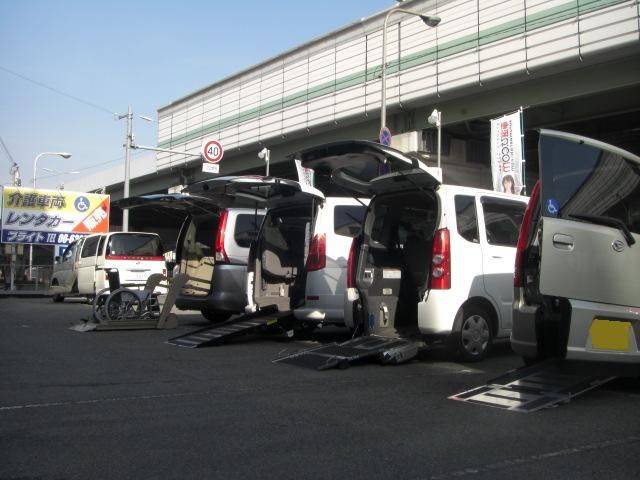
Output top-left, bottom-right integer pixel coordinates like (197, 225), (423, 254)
(334, 205), (366, 237)
(107, 233), (163, 258)
(540, 135), (640, 234)
(234, 214), (263, 248)
(481, 198), (525, 247)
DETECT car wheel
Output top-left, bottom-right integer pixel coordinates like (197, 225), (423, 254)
(451, 305), (493, 362)
(52, 294), (64, 303)
(200, 309), (231, 323)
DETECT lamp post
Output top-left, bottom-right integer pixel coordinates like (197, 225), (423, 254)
(30, 151), (72, 281)
(380, 8), (440, 134)
(428, 109), (442, 169)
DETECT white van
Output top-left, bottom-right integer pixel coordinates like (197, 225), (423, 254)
(50, 231), (166, 301)
(183, 176), (368, 328)
(299, 140), (528, 360)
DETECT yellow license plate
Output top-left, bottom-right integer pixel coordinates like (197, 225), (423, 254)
(266, 318), (278, 326)
(589, 319), (631, 351)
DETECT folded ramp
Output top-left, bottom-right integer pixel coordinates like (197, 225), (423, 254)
(449, 361), (615, 413)
(274, 335), (419, 370)
(167, 307), (287, 348)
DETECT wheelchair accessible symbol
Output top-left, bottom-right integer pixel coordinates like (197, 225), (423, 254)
(74, 196), (90, 212)
(546, 198), (559, 216)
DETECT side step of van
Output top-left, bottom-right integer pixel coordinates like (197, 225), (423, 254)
(448, 360), (615, 413)
(273, 335), (419, 370)
(167, 307), (289, 348)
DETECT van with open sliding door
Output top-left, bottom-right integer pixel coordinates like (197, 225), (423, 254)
(512, 130), (640, 374)
(299, 140), (528, 361)
(116, 193), (265, 322)
(182, 176), (367, 329)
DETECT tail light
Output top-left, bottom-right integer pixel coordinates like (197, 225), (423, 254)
(214, 209), (229, 263)
(306, 233), (326, 272)
(514, 181), (540, 287)
(430, 228), (451, 290)
(347, 237), (357, 288)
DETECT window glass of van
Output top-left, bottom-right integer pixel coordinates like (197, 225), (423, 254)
(455, 195), (479, 243)
(334, 205), (366, 237)
(81, 236), (100, 258)
(481, 198), (525, 247)
(107, 233), (163, 258)
(540, 136), (640, 234)
(234, 214), (263, 248)
(97, 235), (106, 256)
(62, 242), (76, 262)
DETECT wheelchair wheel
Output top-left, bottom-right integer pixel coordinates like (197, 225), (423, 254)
(105, 289), (143, 322)
(92, 288), (111, 323)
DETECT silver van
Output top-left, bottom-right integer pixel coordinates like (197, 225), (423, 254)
(117, 193), (264, 322)
(512, 130), (640, 373)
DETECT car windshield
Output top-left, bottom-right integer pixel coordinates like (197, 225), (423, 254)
(540, 135), (640, 235)
(107, 233), (163, 257)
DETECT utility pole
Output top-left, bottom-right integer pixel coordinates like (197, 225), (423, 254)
(118, 105), (133, 232)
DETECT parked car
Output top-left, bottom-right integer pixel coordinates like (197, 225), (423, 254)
(182, 176), (368, 328)
(512, 130), (640, 373)
(50, 231), (166, 301)
(116, 193), (265, 322)
(298, 140), (528, 361)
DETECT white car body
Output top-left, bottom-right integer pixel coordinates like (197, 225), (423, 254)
(50, 232), (166, 298)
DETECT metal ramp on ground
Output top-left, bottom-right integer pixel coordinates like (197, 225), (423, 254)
(167, 307), (289, 348)
(273, 335), (420, 370)
(449, 361), (615, 413)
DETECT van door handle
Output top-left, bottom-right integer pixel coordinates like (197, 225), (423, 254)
(552, 233), (574, 249)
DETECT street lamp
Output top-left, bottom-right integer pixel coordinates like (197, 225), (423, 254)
(380, 8), (440, 135)
(428, 109), (442, 169)
(30, 151), (72, 282)
(32, 151), (72, 187)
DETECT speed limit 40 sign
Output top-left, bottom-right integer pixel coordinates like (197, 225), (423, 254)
(201, 139), (224, 163)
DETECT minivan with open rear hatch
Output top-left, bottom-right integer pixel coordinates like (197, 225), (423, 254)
(298, 140), (528, 361)
(116, 192), (264, 322)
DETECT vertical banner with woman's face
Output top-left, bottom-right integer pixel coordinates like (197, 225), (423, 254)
(490, 110), (524, 195)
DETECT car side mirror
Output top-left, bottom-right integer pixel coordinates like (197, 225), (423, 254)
(55, 256), (61, 263)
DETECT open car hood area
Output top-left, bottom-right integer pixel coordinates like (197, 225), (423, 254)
(183, 175), (325, 207)
(293, 140), (441, 195)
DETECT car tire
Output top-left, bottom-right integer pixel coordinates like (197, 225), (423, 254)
(450, 305), (493, 362)
(200, 309), (231, 323)
(52, 294), (64, 303)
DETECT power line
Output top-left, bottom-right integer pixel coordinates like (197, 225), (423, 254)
(0, 64), (117, 116)
(39, 149), (148, 179)
(0, 135), (16, 166)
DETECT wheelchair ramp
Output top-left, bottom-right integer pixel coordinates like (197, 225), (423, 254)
(167, 308), (288, 348)
(273, 335), (419, 370)
(70, 318), (161, 332)
(449, 361), (615, 413)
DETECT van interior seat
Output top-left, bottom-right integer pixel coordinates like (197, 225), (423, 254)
(261, 249), (297, 280)
(402, 234), (431, 289)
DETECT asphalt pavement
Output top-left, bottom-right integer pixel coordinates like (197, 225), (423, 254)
(1, 298), (638, 480)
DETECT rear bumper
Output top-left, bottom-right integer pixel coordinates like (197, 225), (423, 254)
(175, 263), (248, 313)
(565, 299), (640, 364)
(417, 290), (462, 336)
(511, 289), (640, 364)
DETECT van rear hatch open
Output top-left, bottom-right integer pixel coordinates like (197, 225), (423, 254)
(297, 140), (441, 338)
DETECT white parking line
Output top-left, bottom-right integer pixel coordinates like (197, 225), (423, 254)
(427, 435), (640, 479)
